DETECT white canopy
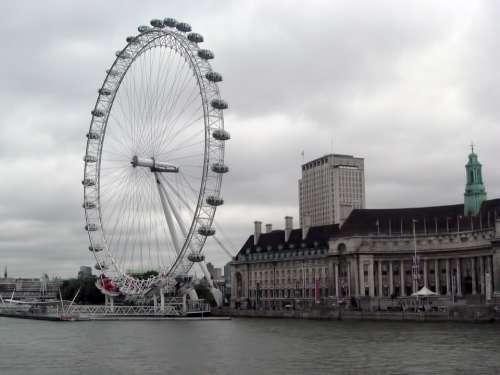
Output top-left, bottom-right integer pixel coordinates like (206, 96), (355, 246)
(411, 286), (438, 297)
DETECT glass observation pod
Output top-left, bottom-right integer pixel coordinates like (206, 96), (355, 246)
(82, 178), (95, 186)
(126, 36), (140, 44)
(89, 245), (104, 252)
(206, 195), (224, 206)
(163, 18), (178, 27)
(150, 19), (164, 28)
(198, 49), (214, 60)
(138, 25), (151, 33)
(84, 155), (97, 163)
(211, 99), (228, 110)
(206, 71), (222, 82)
(187, 253), (205, 263)
(98, 88), (112, 96)
(85, 224), (98, 232)
(176, 22), (192, 32)
(106, 69), (121, 77)
(95, 263), (108, 271)
(83, 201), (96, 209)
(198, 225), (216, 236)
(91, 108), (106, 117)
(115, 51), (131, 59)
(211, 162), (229, 174)
(187, 32), (204, 43)
(86, 131), (101, 140)
(212, 129), (230, 141)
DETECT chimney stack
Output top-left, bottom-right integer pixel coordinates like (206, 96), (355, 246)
(254, 221), (262, 245)
(302, 215), (311, 240)
(265, 224), (273, 233)
(285, 216), (293, 242)
(495, 213), (500, 240)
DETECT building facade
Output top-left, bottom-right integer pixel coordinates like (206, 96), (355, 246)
(299, 154), (365, 227)
(232, 150), (500, 310)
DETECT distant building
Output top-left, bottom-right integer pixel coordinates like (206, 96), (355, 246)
(0, 277), (62, 300)
(78, 266), (93, 280)
(299, 153), (365, 226)
(231, 148), (500, 310)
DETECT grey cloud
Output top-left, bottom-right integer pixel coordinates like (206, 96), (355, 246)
(0, 1), (499, 277)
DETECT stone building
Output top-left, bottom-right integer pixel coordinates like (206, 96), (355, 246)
(231, 149), (500, 309)
(299, 154), (365, 227)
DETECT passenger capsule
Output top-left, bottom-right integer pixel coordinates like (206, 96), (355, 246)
(95, 263), (108, 271)
(197, 225), (215, 236)
(126, 36), (140, 44)
(163, 18), (178, 27)
(206, 195), (224, 206)
(89, 245), (103, 252)
(91, 109), (106, 117)
(115, 51), (131, 59)
(198, 49), (214, 60)
(150, 19), (164, 28)
(205, 71), (222, 82)
(187, 32), (203, 43)
(84, 155), (97, 163)
(82, 178), (95, 186)
(212, 129), (230, 141)
(98, 88), (112, 96)
(187, 253), (205, 263)
(85, 224), (98, 232)
(106, 69), (121, 77)
(138, 25), (151, 33)
(210, 99), (228, 110)
(176, 22), (192, 32)
(83, 201), (96, 209)
(211, 162), (229, 174)
(86, 131), (101, 140)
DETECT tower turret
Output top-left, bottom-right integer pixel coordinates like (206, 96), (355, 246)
(464, 144), (487, 216)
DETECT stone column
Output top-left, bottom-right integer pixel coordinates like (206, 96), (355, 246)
(471, 257), (477, 295)
(400, 259), (406, 297)
(456, 258), (462, 297)
(479, 256), (485, 295)
(351, 258), (359, 297)
(423, 259), (428, 287)
(486, 256), (493, 300)
(347, 263), (351, 296)
(369, 259), (375, 297)
(359, 258), (365, 297)
(389, 261), (394, 296)
(378, 261), (383, 297)
(446, 259), (451, 295)
(334, 263), (339, 297)
(434, 259), (440, 294)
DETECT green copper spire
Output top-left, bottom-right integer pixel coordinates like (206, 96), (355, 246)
(464, 143), (487, 216)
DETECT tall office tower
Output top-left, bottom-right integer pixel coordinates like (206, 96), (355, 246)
(299, 154), (365, 226)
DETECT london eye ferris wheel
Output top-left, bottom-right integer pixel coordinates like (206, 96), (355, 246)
(82, 18), (230, 297)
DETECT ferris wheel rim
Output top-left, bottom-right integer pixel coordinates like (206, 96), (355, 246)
(82, 21), (228, 296)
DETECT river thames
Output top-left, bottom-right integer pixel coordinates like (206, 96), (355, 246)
(1, 317), (499, 374)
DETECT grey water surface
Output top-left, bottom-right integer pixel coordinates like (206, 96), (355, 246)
(0, 317), (499, 375)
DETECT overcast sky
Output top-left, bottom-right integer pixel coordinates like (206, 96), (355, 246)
(1, 1), (499, 278)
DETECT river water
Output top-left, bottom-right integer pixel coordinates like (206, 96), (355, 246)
(1, 317), (499, 374)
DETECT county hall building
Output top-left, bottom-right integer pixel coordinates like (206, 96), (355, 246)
(230, 148), (500, 309)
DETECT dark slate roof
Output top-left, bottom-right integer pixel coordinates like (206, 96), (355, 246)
(341, 198), (500, 236)
(237, 224), (340, 256)
(235, 198), (500, 258)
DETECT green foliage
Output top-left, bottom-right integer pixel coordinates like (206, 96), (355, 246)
(60, 277), (105, 304)
(129, 270), (159, 280)
(194, 283), (215, 306)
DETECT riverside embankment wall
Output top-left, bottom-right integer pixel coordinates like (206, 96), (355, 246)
(213, 305), (497, 322)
